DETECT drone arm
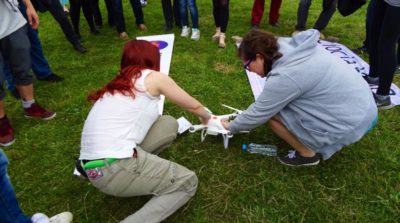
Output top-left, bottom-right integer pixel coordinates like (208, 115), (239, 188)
(189, 124), (206, 132)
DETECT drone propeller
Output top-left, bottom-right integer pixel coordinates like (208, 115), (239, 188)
(221, 104), (243, 114)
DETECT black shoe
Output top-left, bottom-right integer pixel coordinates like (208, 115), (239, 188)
(278, 150), (320, 167)
(373, 93), (394, 110)
(38, 73), (64, 82)
(363, 75), (379, 85)
(73, 43), (87, 53)
(352, 45), (368, 55)
(9, 89), (21, 99)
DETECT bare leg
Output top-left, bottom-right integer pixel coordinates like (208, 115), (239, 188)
(0, 100), (5, 118)
(15, 84), (34, 101)
(268, 116), (315, 157)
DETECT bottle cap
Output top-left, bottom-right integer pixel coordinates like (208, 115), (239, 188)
(241, 144), (247, 151)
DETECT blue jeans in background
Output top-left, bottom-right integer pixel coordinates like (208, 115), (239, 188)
(179, 0), (199, 28)
(3, 4), (52, 92)
(0, 149), (32, 223)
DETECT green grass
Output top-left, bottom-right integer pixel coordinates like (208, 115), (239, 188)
(3, 0), (400, 222)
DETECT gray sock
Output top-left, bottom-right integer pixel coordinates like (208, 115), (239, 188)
(22, 99), (35, 108)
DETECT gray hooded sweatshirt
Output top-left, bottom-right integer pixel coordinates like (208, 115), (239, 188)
(229, 29), (378, 160)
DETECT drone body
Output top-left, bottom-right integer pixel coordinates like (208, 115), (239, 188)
(189, 104), (243, 148)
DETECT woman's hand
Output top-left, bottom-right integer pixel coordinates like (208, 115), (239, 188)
(24, 0), (39, 29)
(221, 119), (230, 130)
(200, 115), (210, 125)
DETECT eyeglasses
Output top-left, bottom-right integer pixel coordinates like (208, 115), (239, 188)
(243, 59), (253, 71)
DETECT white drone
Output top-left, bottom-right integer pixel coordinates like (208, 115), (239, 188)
(189, 104), (243, 149)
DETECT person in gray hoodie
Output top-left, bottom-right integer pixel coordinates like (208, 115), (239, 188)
(222, 29), (378, 166)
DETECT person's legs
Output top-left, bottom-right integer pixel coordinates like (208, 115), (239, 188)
(376, 5), (400, 96)
(268, 117), (315, 157)
(129, 0), (145, 25)
(104, 0), (114, 26)
(364, 0), (377, 51)
(139, 115), (178, 155)
(27, 29), (52, 80)
(92, 0), (103, 27)
(48, 0), (87, 53)
(368, 0), (386, 78)
(179, 0), (189, 27)
(88, 147), (198, 223)
(112, 0), (127, 34)
(173, 0), (181, 27)
(69, 0), (83, 36)
(313, 0), (337, 31)
(18, 4), (52, 80)
(251, 0), (265, 26)
(186, 0), (199, 29)
(1, 27), (56, 120)
(162, 0), (174, 28)
(0, 150), (32, 223)
(120, 153), (198, 223)
(295, 0), (312, 31)
(0, 26), (34, 101)
(81, 0), (98, 33)
(219, 0), (229, 33)
(269, 0), (282, 25)
(0, 53), (15, 146)
(212, 0), (221, 29)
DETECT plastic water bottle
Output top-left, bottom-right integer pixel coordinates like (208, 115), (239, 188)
(242, 143), (277, 156)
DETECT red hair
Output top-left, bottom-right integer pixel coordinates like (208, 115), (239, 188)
(88, 40), (160, 102)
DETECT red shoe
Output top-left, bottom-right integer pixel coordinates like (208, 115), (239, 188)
(0, 116), (15, 146)
(24, 103), (56, 120)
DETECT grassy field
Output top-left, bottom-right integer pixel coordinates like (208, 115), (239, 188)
(3, 0), (400, 222)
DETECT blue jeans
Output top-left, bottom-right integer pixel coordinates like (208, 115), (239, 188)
(0, 150), (32, 223)
(179, 0), (199, 28)
(3, 4), (52, 92)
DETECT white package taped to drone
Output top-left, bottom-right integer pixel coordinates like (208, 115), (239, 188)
(177, 116), (192, 134)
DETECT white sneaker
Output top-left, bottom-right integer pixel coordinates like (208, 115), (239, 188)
(191, 28), (200, 41)
(49, 212), (73, 223)
(181, 26), (190, 37)
(32, 213), (50, 223)
(218, 33), (226, 48)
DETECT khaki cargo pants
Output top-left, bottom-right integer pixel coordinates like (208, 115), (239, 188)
(87, 116), (198, 223)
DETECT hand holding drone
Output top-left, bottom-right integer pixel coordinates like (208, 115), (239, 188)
(189, 104), (243, 149)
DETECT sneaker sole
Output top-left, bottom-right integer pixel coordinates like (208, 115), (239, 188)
(0, 138), (15, 147)
(378, 104), (395, 110)
(278, 158), (320, 167)
(25, 113), (56, 121)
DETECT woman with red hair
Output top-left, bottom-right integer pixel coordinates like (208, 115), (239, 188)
(77, 40), (210, 222)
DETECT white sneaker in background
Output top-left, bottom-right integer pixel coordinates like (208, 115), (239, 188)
(49, 212), (73, 223)
(140, 0), (147, 6)
(218, 33), (226, 48)
(191, 28), (200, 41)
(32, 213), (50, 223)
(181, 26), (190, 37)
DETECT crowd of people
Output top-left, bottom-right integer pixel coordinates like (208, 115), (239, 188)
(1, 0), (399, 222)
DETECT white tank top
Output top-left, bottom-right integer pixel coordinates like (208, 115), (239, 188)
(79, 70), (160, 160)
